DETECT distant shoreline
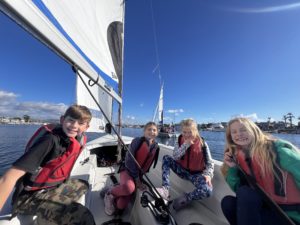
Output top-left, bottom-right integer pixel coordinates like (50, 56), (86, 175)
(1, 123), (300, 135)
(0, 122), (43, 125)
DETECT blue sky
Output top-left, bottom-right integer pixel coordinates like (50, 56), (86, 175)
(1, 0), (300, 125)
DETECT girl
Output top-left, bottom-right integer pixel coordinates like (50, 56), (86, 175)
(103, 122), (160, 215)
(221, 117), (300, 225)
(156, 118), (214, 211)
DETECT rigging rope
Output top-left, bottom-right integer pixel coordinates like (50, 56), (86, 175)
(150, 0), (162, 87)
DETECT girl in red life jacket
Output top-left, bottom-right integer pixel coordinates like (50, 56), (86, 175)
(221, 117), (300, 225)
(156, 119), (214, 211)
(103, 122), (159, 216)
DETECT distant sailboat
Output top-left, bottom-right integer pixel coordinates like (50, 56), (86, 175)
(153, 84), (175, 138)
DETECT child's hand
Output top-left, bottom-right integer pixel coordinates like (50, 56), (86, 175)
(224, 151), (236, 168)
(184, 137), (194, 145)
(203, 175), (212, 187)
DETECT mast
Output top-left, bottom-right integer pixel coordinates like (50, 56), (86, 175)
(117, 0), (126, 162)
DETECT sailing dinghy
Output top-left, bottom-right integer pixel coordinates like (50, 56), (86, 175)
(0, 1), (233, 224)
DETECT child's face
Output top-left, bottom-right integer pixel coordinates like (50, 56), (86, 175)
(61, 116), (90, 138)
(182, 126), (194, 140)
(230, 121), (253, 148)
(144, 125), (158, 140)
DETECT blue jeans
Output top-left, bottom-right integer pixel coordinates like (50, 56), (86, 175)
(161, 155), (212, 201)
(221, 185), (299, 225)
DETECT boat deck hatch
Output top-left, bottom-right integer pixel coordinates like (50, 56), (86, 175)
(90, 145), (119, 167)
(90, 145), (130, 167)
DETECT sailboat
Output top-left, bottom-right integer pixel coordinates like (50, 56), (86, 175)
(153, 84), (176, 138)
(0, 1), (233, 225)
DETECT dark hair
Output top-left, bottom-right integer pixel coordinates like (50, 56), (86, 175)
(144, 121), (157, 131)
(64, 104), (92, 122)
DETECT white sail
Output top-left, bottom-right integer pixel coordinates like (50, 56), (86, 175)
(158, 84), (164, 126)
(0, 0), (124, 133)
(152, 84), (164, 125)
(0, 0), (124, 103)
(76, 71), (112, 132)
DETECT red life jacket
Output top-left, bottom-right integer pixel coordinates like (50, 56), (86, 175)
(24, 124), (86, 191)
(176, 135), (206, 173)
(236, 149), (300, 205)
(135, 137), (159, 174)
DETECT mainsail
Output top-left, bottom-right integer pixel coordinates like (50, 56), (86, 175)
(0, 0), (125, 132)
(76, 71), (113, 132)
(158, 84), (164, 126)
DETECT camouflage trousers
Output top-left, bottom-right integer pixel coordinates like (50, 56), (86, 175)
(14, 179), (95, 225)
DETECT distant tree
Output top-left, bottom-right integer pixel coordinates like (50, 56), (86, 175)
(199, 124), (207, 129)
(286, 112), (295, 128)
(282, 115), (288, 128)
(298, 116), (300, 128)
(267, 117), (272, 130)
(23, 115), (30, 122)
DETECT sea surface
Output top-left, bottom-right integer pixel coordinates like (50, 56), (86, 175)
(1, 124), (300, 176)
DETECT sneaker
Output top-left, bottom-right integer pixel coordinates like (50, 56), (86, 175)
(104, 193), (116, 216)
(156, 186), (170, 200)
(100, 185), (112, 198)
(172, 194), (190, 211)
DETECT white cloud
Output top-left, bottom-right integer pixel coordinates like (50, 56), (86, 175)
(0, 90), (18, 105)
(231, 113), (261, 122)
(167, 109), (184, 114)
(230, 3), (300, 13)
(126, 115), (135, 120)
(0, 89), (67, 119)
(124, 115), (136, 125)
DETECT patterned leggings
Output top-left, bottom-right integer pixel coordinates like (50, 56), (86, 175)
(161, 155), (212, 201)
(14, 179), (95, 225)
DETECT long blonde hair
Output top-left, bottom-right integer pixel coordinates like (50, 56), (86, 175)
(180, 118), (202, 145)
(222, 117), (277, 177)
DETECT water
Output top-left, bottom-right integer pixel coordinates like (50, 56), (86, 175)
(1, 124), (300, 176)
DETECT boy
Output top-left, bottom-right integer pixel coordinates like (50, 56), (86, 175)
(0, 104), (95, 225)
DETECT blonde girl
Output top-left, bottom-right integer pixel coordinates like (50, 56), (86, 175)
(157, 118), (214, 211)
(221, 117), (300, 225)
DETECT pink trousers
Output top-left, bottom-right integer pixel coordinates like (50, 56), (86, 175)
(110, 170), (136, 209)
